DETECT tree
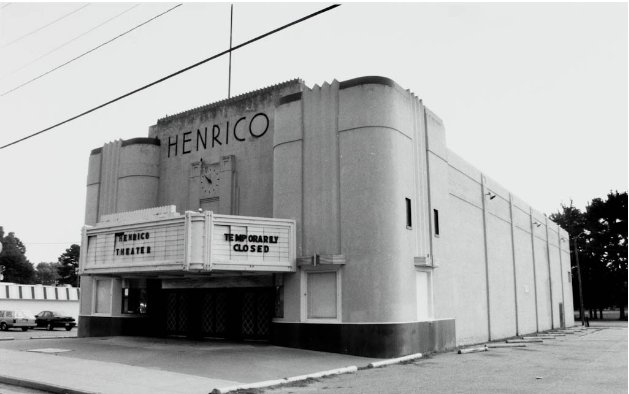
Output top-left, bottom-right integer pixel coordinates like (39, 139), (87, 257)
(0, 227), (35, 284)
(35, 262), (60, 285)
(57, 244), (80, 286)
(550, 201), (590, 316)
(550, 192), (628, 321)
(585, 191), (627, 319)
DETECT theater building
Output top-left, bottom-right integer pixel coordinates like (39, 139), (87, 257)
(78, 76), (574, 357)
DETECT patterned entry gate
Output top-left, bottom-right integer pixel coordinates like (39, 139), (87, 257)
(164, 288), (274, 340)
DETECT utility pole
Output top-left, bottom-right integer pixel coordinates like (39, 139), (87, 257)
(228, 4), (233, 98)
(573, 236), (586, 326)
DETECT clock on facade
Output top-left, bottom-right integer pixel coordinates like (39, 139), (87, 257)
(201, 166), (220, 197)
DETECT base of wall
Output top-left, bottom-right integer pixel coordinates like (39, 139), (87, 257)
(78, 315), (152, 337)
(79, 316), (456, 359)
(271, 319), (456, 358)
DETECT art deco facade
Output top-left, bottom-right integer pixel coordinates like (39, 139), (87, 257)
(79, 76), (574, 357)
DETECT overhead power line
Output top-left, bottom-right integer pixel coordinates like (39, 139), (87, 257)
(1, 3), (180, 97)
(0, 4), (341, 151)
(1, 3), (90, 49)
(1, 3), (141, 82)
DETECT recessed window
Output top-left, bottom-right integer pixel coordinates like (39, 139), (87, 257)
(95, 279), (112, 314)
(307, 271), (337, 319)
(433, 209), (440, 236)
(406, 198), (412, 229)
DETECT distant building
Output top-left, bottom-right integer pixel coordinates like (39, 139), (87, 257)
(79, 76), (574, 357)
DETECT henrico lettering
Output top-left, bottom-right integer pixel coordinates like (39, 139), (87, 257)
(167, 112), (269, 158)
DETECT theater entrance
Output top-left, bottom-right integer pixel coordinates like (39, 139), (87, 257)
(163, 287), (274, 341)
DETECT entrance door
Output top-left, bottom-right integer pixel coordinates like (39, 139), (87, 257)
(164, 287), (274, 340)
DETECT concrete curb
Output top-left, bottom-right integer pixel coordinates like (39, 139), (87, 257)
(0, 337), (15, 341)
(30, 335), (76, 340)
(487, 343), (526, 348)
(366, 353), (423, 368)
(507, 339), (543, 343)
(458, 345), (488, 354)
(0, 374), (96, 394)
(284, 366), (358, 382)
(210, 365), (358, 394)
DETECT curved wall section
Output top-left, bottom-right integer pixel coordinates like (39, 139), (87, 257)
(116, 140), (160, 213)
(339, 128), (416, 322)
(338, 80), (418, 322)
(85, 151), (102, 226)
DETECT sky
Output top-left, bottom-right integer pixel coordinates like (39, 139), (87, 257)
(0, 2), (626, 265)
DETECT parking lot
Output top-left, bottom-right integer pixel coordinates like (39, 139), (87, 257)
(0, 321), (625, 394)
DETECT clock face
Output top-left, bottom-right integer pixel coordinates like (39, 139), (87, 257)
(201, 167), (220, 197)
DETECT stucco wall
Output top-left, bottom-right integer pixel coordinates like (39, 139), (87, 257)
(442, 151), (573, 344)
(273, 76), (574, 344)
(150, 80), (302, 218)
(275, 80), (422, 324)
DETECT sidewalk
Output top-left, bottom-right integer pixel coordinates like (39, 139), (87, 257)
(0, 349), (239, 394)
(0, 336), (378, 394)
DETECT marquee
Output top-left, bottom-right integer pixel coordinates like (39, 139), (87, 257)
(79, 206), (296, 274)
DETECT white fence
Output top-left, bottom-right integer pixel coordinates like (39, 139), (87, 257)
(0, 283), (80, 320)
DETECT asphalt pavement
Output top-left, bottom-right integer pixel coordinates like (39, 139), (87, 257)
(266, 321), (628, 394)
(0, 321), (625, 394)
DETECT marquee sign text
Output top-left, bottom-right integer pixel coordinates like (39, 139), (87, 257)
(114, 231), (152, 256)
(224, 233), (279, 253)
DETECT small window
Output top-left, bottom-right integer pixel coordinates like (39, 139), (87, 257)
(406, 198), (412, 229)
(122, 288), (147, 314)
(433, 209), (440, 236)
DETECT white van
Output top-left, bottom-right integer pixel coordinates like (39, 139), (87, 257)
(0, 310), (37, 331)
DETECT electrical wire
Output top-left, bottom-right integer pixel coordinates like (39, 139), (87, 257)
(0, 3), (11, 10)
(0, 4), (341, 151)
(1, 3), (141, 82)
(1, 3), (90, 49)
(1, 3), (180, 97)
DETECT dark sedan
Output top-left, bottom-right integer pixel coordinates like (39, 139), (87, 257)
(35, 311), (76, 331)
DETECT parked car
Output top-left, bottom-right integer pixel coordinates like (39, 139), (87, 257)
(35, 311), (76, 331)
(0, 310), (37, 331)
